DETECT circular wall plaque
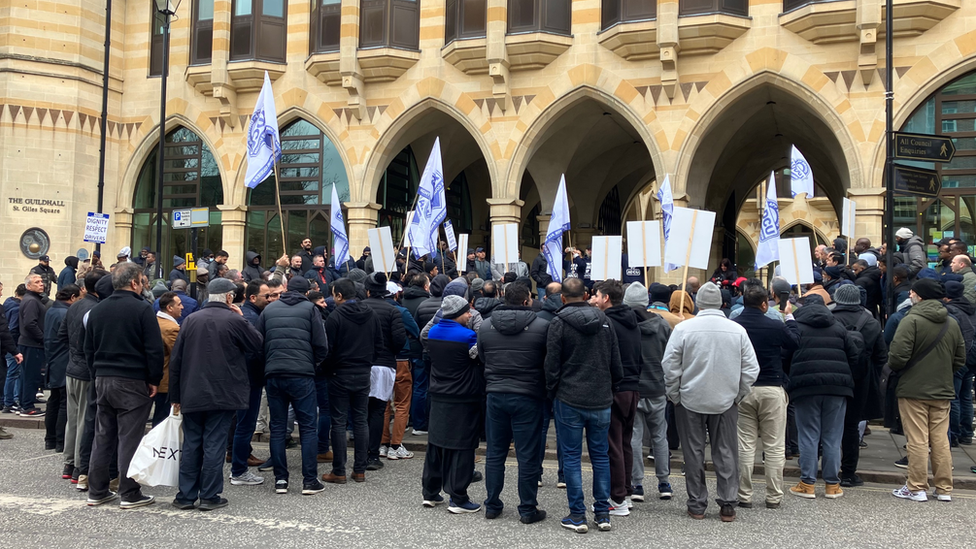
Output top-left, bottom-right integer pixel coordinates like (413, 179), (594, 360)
(20, 228), (50, 260)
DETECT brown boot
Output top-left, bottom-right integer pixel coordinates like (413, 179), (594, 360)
(824, 483), (844, 499)
(247, 454), (263, 467)
(352, 473), (366, 483)
(317, 452), (333, 463)
(321, 472), (347, 484)
(789, 481), (816, 499)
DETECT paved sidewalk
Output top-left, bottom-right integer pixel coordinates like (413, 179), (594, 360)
(6, 397), (975, 489)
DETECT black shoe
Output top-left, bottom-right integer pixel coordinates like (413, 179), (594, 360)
(172, 499), (196, 510)
(61, 464), (74, 479)
(302, 481), (326, 495)
(472, 470), (483, 483)
(840, 475), (864, 487)
(44, 442), (56, 450)
(0, 406), (15, 414)
(894, 456), (908, 469)
(485, 508), (501, 519)
(365, 459), (384, 471)
(520, 509), (546, 524)
(285, 437), (298, 449)
(765, 501), (781, 509)
(960, 437), (973, 445)
(198, 497), (228, 511)
(859, 440), (868, 448)
(738, 501), (753, 509)
(950, 438), (959, 448)
(119, 494), (155, 509)
(720, 503), (736, 522)
(275, 480), (288, 494)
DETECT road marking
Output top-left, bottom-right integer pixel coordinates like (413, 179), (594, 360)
(0, 494), (363, 533)
(0, 453), (61, 464)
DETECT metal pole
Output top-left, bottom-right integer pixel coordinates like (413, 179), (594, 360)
(155, 10), (171, 280)
(884, 0), (895, 319)
(95, 0), (112, 257)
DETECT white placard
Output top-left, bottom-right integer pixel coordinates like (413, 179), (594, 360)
(492, 223), (519, 267)
(777, 237), (814, 286)
(841, 197), (856, 238)
(626, 220), (662, 268)
(403, 210), (415, 247)
(591, 236), (623, 281)
(663, 207), (716, 269)
(368, 226), (396, 273)
(444, 220), (457, 251)
(458, 234), (469, 259)
(83, 212), (109, 244)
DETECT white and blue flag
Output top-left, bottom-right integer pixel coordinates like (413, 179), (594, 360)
(244, 72), (281, 189)
(755, 171), (781, 270)
(656, 175), (678, 273)
(790, 145), (814, 198)
(409, 138), (446, 258)
(543, 175), (571, 282)
(330, 184), (350, 268)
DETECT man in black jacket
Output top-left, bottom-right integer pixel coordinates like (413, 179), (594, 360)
(530, 248), (553, 298)
(17, 274), (47, 417)
(44, 285), (79, 454)
(321, 278), (380, 484)
(29, 255), (57, 297)
(0, 281), (23, 440)
(592, 279), (641, 514)
(411, 273), (450, 435)
(831, 284), (887, 488)
(479, 283), (548, 524)
(256, 276), (329, 495)
(545, 278), (623, 533)
(401, 274), (430, 319)
(732, 279), (800, 508)
(170, 278), (266, 509)
(362, 273), (406, 470)
(473, 281), (502, 319)
(852, 257), (883, 318)
(943, 281), (975, 448)
(84, 263), (165, 509)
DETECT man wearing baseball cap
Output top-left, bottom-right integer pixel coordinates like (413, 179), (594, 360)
(29, 255), (57, 297)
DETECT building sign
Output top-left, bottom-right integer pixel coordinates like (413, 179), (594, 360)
(7, 197), (66, 215)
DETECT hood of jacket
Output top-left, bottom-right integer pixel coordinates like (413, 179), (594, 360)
(334, 300), (374, 325)
(947, 296), (976, 316)
(909, 298), (949, 323)
(669, 291), (694, 315)
(279, 291), (310, 307)
(857, 265), (882, 283)
(474, 296), (501, 313)
(246, 251), (261, 265)
(542, 293), (562, 313)
(64, 256), (79, 269)
(403, 285), (430, 300)
(556, 302), (606, 335)
(793, 301), (836, 328)
(604, 304), (638, 329)
(430, 274), (451, 297)
(488, 306), (537, 335)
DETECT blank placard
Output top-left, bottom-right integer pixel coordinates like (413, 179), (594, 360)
(626, 220), (662, 268)
(777, 237), (814, 286)
(457, 234), (469, 258)
(592, 235), (623, 281)
(492, 224), (519, 267)
(368, 226), (396, 273)
(842, 198), (857, 238)
(663, 207), (716, 269)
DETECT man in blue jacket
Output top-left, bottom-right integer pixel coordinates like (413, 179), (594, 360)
(256, 276), (329, 496)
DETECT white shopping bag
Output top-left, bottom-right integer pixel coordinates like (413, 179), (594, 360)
(127, 410), (183, 487)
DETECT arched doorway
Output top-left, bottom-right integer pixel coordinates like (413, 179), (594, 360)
(245, 119), (350, 262)
(132, 126), (223, 272)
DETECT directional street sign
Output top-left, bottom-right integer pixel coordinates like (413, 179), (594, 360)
(893, 165), (942, 198)
(893, 132), (956, 162)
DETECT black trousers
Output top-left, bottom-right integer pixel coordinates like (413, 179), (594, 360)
(840, 401), (862, 478)
(78, 378), (118, 479)
(422, 444), (475, 504)
(367, 396), (387, 461)
(786, 401), (799, 455)
(88, 377), (152, 502)
(44, 386), (67, 449)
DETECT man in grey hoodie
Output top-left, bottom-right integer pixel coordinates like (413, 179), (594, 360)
(663, 282), (759, 522)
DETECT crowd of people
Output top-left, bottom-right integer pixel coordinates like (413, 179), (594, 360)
(0, 225), (971, 532)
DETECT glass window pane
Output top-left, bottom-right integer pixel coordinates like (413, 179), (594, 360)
(942, 73), (976, 96)
(462, 0), (486, 35)
(893, 197), (917, 231)
(942, 100), (976, 114)
(510, 0), (536, 29)
(263, 0), (284, 17)
(921, 199), (955, 267)
(199, 0), (215, 19)
(322, 0), (341, 4)
(951, 137), (976, 151)
(903, 97), (935, 134)
(960, 196), (976, 250)
(235, 0), (252, 15)
(942, 175), (976, 189)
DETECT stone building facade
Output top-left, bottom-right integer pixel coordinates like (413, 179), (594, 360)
(2, 0), (974, 284)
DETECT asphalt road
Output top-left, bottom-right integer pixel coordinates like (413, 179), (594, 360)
(0, 429), (973, 548)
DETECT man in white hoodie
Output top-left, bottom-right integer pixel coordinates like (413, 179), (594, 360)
(663, 282), (759, 523)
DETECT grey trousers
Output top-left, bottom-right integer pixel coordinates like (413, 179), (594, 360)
(675, 403), (739, 514)
(631, 396), (670, 486)
(63, 377), (90, 468)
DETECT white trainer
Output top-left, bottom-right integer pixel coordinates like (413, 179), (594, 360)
(892, 485), (927, 502)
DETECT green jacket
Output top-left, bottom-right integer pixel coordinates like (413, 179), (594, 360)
(962, 270), (976, 306)
(887, 299), (965, 401)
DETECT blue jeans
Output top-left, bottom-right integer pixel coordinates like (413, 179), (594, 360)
(177, 410), (234, 504)
(794, 395), (847, 485)
(554, 399), (611, 517)
(541, 399), (564, 482)
(316, 377), (331, 454)
(18, 345), (44, 411)
(484, 393), (544, 517)
(950, 370), (974, 442)
(3, 354), (21, 407)
(266, 377), (318, 485)
(409, 357), (429, 431)
(230, 384), (264, 477)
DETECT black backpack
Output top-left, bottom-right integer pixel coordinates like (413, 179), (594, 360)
(839, 310), (871, 381)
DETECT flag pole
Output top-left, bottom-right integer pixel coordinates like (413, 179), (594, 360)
(272, 140), (286, 257)
(440, 225), (446, 274)
(679, 210), (698, 319)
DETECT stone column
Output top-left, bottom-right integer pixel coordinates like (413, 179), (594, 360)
(849, 188), (885, 247)
(112, 208), (134, 254)
(487, 197), (523, 263)
(218, 204), (247, 266)
(345, 201), (380, 255)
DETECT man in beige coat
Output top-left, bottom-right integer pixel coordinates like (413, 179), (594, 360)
(153, 292), (182, 427)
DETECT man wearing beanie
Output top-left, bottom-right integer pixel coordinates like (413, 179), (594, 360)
(623, 282), (675, 503)
(831, 284), (887, 488)
(647, 283), (681, 328)
(256, 275), (329, 496)
(590, 280), (642, 515)
(423, 294), (484, 513)
(169, 277), (264, 510)
(895, 227), (926, 278)
(888, 278), (965, 502)
(361, 272), (406, 470)
(943, 280), (976, 447)
(663, 282), (759, 522)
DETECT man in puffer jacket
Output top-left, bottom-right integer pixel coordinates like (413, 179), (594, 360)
(787, 295), (859, 501)
(242, 251), (264, 282)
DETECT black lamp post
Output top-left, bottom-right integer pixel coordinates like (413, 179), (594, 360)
(153, 0), (182, 280)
